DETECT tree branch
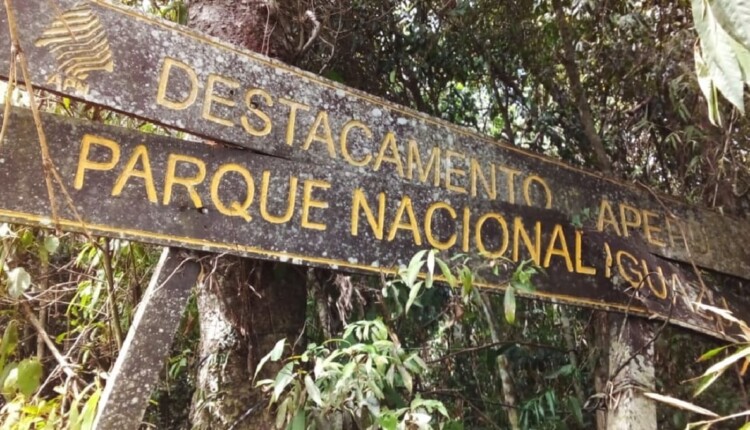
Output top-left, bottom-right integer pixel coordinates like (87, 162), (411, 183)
(551, 0), (612, 173)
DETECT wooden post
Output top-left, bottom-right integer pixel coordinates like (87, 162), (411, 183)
(93, 248), (200, 430)
(605, 315), (657, 430)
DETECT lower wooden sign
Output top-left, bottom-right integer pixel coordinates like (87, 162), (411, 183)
(0, 107), (745, 340)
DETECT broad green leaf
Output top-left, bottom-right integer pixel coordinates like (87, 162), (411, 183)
(70, 403), (81, 430)
(379, 412), (399, 430)
(289, 409), (305, 430)
(43, 236), (60, 254)
(2, 364), (18, 395)
(643, 392), (718, 417)
(709, 0), (750, 53)
(15, 359), (42, 397)
(304, 375), (323, 406)
(6, 267), (31, 299)
(504, 286), (516, 324)
(693, 0), (745, 113)
(254, 339), (286, 381)
(78, 387), (101, 430)
(730, 37), (750, 85)
(273, 362), (295, 402)
(412, 397), (449, 417)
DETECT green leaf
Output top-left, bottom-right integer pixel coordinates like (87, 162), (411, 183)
(78, 387), (101, 430)
(695, 46), (722, 125)
(460, 267), (473, 297)
(411, 397), (449, 417)
(545, 364), (575, 379)
(379, 412), (399, 430)
(289, 409), (305, 430)
(43, 236), (60, 254)
(693, 371), (722, 397)
(693, 0), (745, 113)
(2, 363), (18, 395)
(435, 258), (456, 288)
(405, 281), (423, 314)
(0, 320), (19, 371)
(404, 250), (427, 286)
(254, 339), (286, 381)
(386, 364), (396, 387)
(175, 1), (188, 25)
(730, 37), (750, 85)
(69, 394), (81, 430)
(697, 345), (731, 362)
(398, 365), (413, 393)
(567, 396), (584, 426)
(708, 0), (750, 53)
(704, 345), (750, 376)
(15, 359), (43, 397)
(304, 375), (323, 406)
(273, 362), (295, 402)
(504, 286), (516, 324)
(276, 397), (290, 429)
(6, 267), (31, 299)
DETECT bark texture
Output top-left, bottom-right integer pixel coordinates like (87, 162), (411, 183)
(604, 315), (657, 430)
(187, 2), (306, 428)
(191, 257), (307, 429)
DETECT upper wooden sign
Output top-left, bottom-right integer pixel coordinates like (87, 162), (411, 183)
(0, 0), (748, 280)
(0, 107), (747, 341)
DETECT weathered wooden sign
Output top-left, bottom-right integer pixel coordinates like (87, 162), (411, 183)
(1, 0), (748, 281)
(0, 107), (746, 340)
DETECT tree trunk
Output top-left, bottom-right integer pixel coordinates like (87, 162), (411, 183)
(186, 2), (307, 428)
(604, 315), (656, 430)
(191, 257), (307, 429)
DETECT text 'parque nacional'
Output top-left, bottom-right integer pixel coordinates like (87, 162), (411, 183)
(0, 107), (746, 341)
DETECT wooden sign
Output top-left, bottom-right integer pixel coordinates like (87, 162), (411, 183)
(0, 107), (746, 340)
(0, 0), (748, 281)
